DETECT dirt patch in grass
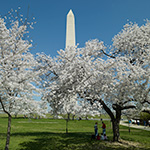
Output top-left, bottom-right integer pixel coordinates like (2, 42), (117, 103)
(96, 139), (142, 150)
(114, 139), (140, 147)
(81, 140), (142, 150)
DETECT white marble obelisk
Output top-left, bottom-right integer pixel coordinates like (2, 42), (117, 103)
(66, 9), (76, 48)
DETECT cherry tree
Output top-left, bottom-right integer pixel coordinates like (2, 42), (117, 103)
(111, 21), (150, 115)
(37, 21), (149, 142)
(81, 22), (149, 141)
(36, 53), (64, 119)
(0, 9), (46, 150)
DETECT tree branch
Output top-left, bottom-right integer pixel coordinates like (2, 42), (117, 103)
(122, 105), (136, 110)
(101, 50), (116, 58)
(142, 109), (150, 114)
(0, 97), (11, 117)
(98, 99), (115, 121)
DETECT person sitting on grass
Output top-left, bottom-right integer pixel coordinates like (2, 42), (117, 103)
(100, 133), (104, 140)
(104, 134), (108, 140)
(96, 133), (100, 140)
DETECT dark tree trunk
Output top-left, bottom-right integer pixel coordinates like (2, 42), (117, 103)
(66, 119), (68, 134)
(0, 98), (12, 150)
(112, 119), (120, 141)
(98, 99), (121, 142)
(67, 113), (70, 120)
(112, 104), (121, 142)
(15, 114), (17, 118)
(85, 115), (88, 120)
(5, 115), (11, 150)
(66, 113), (71, 133)
(72, 115), (75, 120)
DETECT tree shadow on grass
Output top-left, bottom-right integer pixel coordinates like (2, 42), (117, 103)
(13, 132), (92, 150)
(11, 132), (146, 150)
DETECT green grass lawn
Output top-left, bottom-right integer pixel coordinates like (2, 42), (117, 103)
(0, 115), (150, 150)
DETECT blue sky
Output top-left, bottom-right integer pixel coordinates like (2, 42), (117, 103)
(1, 0), (150, 57)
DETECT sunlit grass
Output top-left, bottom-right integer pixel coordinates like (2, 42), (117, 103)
(0, 114), (150, 150)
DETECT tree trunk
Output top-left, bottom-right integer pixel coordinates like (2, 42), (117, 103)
(72, 115), (75, 120)
(111, 105), (121, 142)
(112, 119), (120, 142)
(53, 111), (58, 119)
(15, 114), (17, 118)
(67, 113), (70, 120)
(0, 98), (12, 150)
(98, 99), (121, 142)
(85, 115), (88, 120)
(66, 119), (68, 134)
(5, 115), (11, 150)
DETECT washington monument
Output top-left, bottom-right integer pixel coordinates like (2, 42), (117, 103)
(66, 9), (76, 48)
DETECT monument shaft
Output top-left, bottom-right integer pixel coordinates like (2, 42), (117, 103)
(66, 9), (75, 48)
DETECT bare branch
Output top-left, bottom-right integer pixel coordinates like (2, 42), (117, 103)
(142, 109), (150, 114)
(0, 97), (11, 117)
(101, 49), (116, 58)
(122, 105), (136, 110)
